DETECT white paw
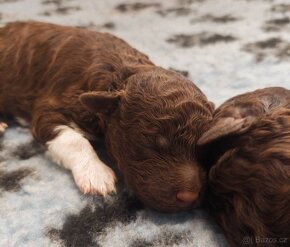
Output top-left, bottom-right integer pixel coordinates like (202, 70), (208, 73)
(72, 162), (117, 196)
(0, 122), (8, 135)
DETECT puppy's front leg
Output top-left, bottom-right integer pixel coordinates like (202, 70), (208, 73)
(47, 125), (117, 195)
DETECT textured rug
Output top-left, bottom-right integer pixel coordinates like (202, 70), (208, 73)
(1, 0), (290, 246)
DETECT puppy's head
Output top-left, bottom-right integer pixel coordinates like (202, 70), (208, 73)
(198, 87), (290, 246)
(80, 67), (214, 212)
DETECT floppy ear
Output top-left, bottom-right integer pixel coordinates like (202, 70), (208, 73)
(79, 91), (123, 114)
(197, 116), (256, 146)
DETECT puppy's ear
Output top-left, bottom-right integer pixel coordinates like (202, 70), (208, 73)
(197, 116), (256, 145)
(79, 91), (123, 114)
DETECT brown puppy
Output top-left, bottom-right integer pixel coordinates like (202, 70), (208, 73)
(0, 22), (213, 212)
(198, 87), (290, 246)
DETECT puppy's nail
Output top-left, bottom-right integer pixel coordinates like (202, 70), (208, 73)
(0, 122), (8, 131)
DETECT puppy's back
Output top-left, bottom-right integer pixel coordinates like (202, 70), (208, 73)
(0, 22), (152, 117)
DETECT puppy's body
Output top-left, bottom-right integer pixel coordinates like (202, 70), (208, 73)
(0, 22), (213, 212)
(198, 87), (290, 246)
(0, 21), (152, 139)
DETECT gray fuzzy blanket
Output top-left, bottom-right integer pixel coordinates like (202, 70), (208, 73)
(1, 0), (290, 246)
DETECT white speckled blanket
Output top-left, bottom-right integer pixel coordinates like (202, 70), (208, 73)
(1, 0), (290, 246)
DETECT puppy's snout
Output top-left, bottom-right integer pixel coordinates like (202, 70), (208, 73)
(176, 191), (199, 206)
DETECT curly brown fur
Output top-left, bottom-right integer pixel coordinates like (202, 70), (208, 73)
(0, 22), (213, 212)
(198, 87), (290, 246)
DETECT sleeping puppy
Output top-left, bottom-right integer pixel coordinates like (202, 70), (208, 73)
(0, 22), (214, 212)
(198, 87), (290, 246)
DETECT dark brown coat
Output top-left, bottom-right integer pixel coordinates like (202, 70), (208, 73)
(0, 22), (213, 212)
(198, 87), (290, 246)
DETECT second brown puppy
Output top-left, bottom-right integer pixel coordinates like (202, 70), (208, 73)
(198, 87), (290, 246)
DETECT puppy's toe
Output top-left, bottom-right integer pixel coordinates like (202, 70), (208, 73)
(0, 122), (8, 135)
(73, 162), (117, 196)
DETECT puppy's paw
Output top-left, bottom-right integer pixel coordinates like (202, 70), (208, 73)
(72, 161), (117, 196)
(0, 122), (8, 135)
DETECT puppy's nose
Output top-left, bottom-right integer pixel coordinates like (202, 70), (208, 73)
(176, 191), (199, 206)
